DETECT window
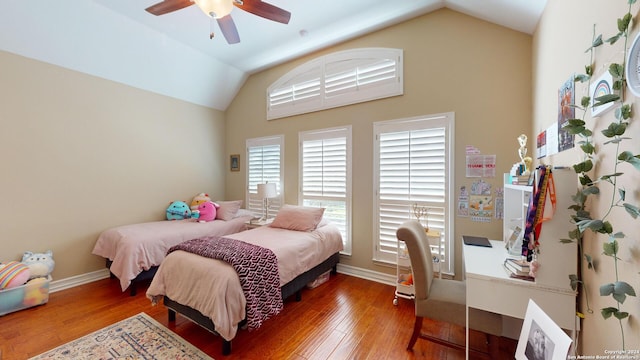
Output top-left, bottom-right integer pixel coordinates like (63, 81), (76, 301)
(299, 127), (352, 254)
(373, 113), (455, 275)
(267, 48), (403, 120)
(246, 136), (284, 217)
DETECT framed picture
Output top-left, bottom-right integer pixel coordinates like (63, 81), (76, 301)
(230, 154), (240, 172)
(515, 300), (572, 360)
(590, 71), (615, 117)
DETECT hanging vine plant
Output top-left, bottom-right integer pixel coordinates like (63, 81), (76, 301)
(562, 0), (640, 350)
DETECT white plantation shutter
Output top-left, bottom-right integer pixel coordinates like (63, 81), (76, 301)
(246, 136), (284, 217)
(267, 48), (402, 120)
(300, 127), (352, 254)
(374, 114), (454, 274)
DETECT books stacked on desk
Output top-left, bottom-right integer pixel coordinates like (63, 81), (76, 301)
(503, 258), (534, 281)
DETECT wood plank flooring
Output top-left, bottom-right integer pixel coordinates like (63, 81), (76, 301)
(0, 273), (516, 359)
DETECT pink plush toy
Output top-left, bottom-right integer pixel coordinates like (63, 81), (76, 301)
(0, 261), (31, 290)
(197, 201), (219, 223)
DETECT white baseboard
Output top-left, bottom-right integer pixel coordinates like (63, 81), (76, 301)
(47, 265), (395, 294)
(50, 268), (110, 293)
(336, 263), (396, 286)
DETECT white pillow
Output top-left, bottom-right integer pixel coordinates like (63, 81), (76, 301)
(270, 205), (325, 232)
(215, 200), (243, 221)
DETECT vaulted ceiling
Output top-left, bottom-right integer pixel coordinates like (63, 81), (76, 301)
(0, 0), (546, 110)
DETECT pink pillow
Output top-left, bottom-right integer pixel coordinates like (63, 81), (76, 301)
(215, 200), (243, 221)
(270, 205), (325, 232)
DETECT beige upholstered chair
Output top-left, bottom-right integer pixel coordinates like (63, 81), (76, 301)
(396, 220), (502, 358)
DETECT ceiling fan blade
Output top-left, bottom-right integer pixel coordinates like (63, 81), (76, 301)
(217, 15), (240, 44)
(145, 0), (194, 15)
(236, 0), (291, 24)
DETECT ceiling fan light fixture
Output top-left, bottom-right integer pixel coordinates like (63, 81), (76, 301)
(194, 0), (233, 18)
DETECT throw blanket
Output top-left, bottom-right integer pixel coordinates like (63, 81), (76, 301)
(168, 236), (283, 331)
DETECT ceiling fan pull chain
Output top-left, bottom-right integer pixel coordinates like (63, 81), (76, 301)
(209, 17), (215, 39)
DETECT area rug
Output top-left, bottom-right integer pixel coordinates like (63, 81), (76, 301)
(30, 312), (212, 359)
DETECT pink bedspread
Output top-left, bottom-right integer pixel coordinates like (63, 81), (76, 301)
(92, 216), (252, 291)
(146, 222), (344, 341)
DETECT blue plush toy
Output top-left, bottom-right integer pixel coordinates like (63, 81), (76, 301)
(21, 250), (55, 280)
(166, 201), (192, 220)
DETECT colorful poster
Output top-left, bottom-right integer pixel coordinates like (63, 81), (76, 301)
(536, 130), (547, 159)
(466, 154), (496, 178)
(558, 76), (575, 152)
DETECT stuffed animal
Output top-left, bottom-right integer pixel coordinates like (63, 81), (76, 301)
(190, 193), (211, 211)
(166, 201), (192, 220)
(0, 261), (31, 290)
(197, 201), (219, 223)
(22, 250), (55, 279)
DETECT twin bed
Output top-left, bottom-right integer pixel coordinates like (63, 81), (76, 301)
(92, 204), (343, 355)
(92, 206), (253, 295)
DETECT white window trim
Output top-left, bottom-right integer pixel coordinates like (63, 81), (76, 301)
(267, 48), (403, 120)
(372, 113), (455, 275)
(299, 126), (353, 255)
(245, 135), (284, 218)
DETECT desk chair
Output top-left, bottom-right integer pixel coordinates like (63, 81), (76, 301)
(396, 220), (502, 358)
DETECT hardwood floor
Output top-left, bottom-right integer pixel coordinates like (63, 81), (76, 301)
(0, 273), (516, 359)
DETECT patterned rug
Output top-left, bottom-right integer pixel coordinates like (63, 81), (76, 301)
(30, 312), (212, 359)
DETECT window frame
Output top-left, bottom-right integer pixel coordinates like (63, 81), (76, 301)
(298, 126), (352, 255)
(267, 48), (403, 120)
(245, 135), (284, 218)
(372, 113), (455, 275)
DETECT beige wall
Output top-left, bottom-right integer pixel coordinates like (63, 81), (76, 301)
(0, 51), (226, 280)
(225, 9), (532, 278)
(534, 0), (640, 353)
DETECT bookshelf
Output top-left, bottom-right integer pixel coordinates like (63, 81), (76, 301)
(502, 168), (578, 291)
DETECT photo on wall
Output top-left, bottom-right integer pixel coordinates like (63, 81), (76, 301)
(590, 71), (615, 117)
(557, 76), (575, 152)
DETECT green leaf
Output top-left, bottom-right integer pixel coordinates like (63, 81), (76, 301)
(600, 172), (624, 181)
(601, 306), (618, 319)
(602, 122), (627, 138)
(630, 0), (638, 6)
(614, 105), (632, 120)
(612, 281), (637, 303)
(614, 311), (630, 320)
(603, 240), (618, 256)
(623, 203), (640, 219)
(592, 35), (604, 49)
(585, 254), (594, 269)
(611, 232), (625, 239)
(573, 159), (594, 173)
(581, 142), (595, 154)
(602, 221), (613, 234)
(613, 79), (624, 91)
(610, 63), (625, 78)
(619, 188), (626, 202)
(594, 94), (620, 106)
(606, 33), (622, 45)
(600, 282), (615, 296)
(575, 74), (590, 83)
(581, 95), (590, 108)
(569, 274), (580, 291)
(578, 219), (604, 232)
(583, 185), (599, 195)
(618, 151), (640, 170)
(619, 13), (633, 32)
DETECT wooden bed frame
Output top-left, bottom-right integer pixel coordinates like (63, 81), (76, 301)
(162, 252), (340, 355)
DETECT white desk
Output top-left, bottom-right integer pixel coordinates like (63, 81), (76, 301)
(463, 240), (576, 358)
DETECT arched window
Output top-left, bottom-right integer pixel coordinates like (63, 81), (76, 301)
(267, 48), (403, 120)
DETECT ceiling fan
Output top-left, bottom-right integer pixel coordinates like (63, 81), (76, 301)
(145, 0), (291, 44)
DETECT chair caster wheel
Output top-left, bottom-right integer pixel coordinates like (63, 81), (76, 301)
(393, 298), (398, 306)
